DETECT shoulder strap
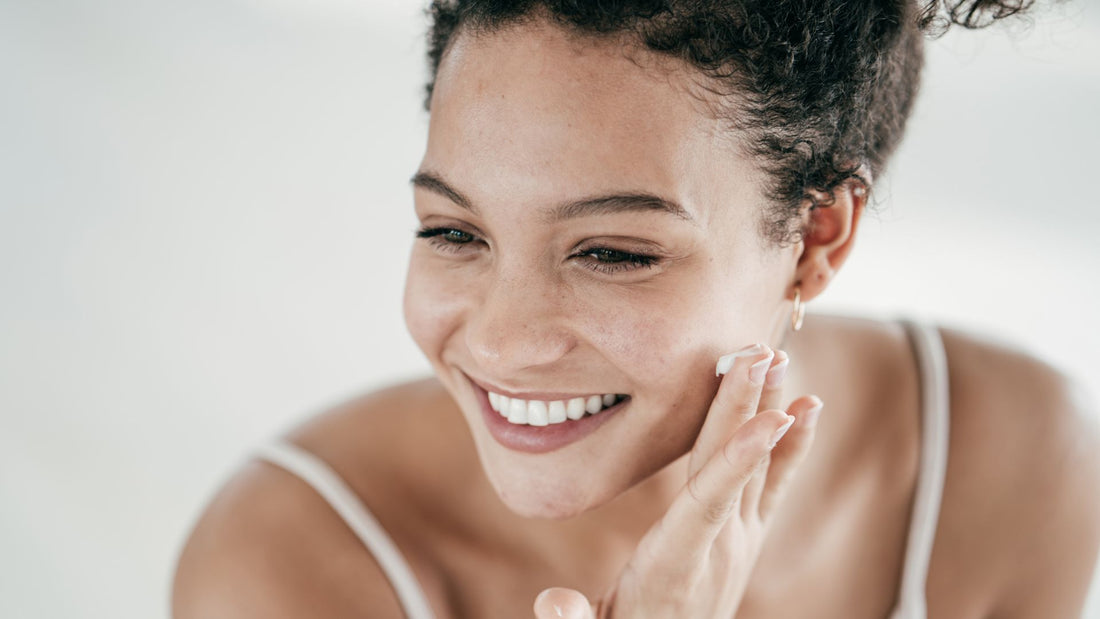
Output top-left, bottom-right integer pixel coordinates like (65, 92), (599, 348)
(894, 319), (952, 618)
(255, 440), (437, 619)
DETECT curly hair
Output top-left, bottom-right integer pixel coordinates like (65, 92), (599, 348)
(422, 0), (1036, 244)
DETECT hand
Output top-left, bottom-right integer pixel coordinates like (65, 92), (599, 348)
(533, 344), (823, 619)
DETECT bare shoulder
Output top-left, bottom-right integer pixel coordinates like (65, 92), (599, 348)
(935, 327), (1100, 617)
(171, 459), (408, 618)
(172, 377), (458, 619)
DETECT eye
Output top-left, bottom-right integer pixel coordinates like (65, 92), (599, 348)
(417, 226), (474, 244)
(415, 226), (482, 255)
(572, 246), (659, 275)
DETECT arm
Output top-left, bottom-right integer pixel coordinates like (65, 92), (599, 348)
(942, 326), (1100, 619)
(991, 373), (1100, 618)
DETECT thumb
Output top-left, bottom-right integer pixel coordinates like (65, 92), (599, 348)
(534, 587), (595, 619)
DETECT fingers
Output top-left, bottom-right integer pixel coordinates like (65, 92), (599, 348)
(740, 451), (769, 521)
(663, 409), (795, 554)
(756, 349), (789, 415)
(688, 344), (776, 478)
(757, 395), (823, 519)
(742, 351), (790, 518)
(534, 588), (595, 619)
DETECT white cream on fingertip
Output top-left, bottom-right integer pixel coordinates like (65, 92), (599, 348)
(715, 343), (767, 376)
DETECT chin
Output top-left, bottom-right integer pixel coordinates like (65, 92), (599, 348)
(488, 465), (610, 520)
(497, 487), (595, 520)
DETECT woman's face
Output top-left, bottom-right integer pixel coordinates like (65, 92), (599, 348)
(404, 21), (802, 518)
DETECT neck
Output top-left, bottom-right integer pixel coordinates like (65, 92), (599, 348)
(579, 449), (690, 535)
(487, 449), (690, 585)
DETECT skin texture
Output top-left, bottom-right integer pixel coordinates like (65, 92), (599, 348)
(172, 19), (1100, 619)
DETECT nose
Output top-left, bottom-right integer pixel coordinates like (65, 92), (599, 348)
(464, 273), (578, 376)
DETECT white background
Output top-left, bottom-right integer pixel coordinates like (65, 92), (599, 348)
(1, 1), (1098, 617)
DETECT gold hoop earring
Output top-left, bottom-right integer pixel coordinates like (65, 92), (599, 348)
(791, 286), (805, 332)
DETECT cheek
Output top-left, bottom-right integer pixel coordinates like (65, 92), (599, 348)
(575, 274), (771, 380)
(570, 292), (712, 438)
(572, 272), (779, 428)
(402, 256), (467, 359)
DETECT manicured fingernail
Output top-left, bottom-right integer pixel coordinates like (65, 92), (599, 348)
(715, 343), (765, 376)
(803, 399), (824, 427)
(748, 357), (771, 385)
(765, 355), (789, 387)
(767, 415), (796, 449)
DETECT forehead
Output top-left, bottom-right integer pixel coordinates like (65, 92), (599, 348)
(423, 20), (763, 228)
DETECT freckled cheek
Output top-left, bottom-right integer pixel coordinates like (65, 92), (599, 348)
(572, 288), (765, 422)
(575, 300), (720, 388)
(402, 260), (471, 359)
(573, 306), (721, 455)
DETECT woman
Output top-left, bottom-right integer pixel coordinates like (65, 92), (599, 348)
(173, 1), (1100, 617)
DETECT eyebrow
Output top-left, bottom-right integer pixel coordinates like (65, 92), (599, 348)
(410, 171), (695, 224)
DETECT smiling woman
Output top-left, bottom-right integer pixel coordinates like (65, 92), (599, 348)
(172, 1), (1100, 618)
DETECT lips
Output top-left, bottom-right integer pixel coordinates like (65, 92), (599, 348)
(465, 374), (629, 453)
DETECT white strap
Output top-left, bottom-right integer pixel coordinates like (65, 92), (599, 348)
(895, 320), (951, 618)
(255, 441), (437, 619)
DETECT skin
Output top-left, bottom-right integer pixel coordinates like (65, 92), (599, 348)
(404, 22), (802, 521)
(172, 18), (1100, 619)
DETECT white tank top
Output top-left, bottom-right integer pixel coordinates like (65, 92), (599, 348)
(255, 319), (950, 619)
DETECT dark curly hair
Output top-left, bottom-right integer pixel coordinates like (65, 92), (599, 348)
(422, 0), (1036, 244)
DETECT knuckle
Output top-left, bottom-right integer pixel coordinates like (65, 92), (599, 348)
(702, 497), (738, 525)
(702, 503), (730, 525)
(664, 562), (703, 589)
(730, 395), (760, 418)
(687, 474), (706, 505)
(721, 439), (760, 477)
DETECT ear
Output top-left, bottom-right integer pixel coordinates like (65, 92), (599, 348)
(792, 177), (867, 303)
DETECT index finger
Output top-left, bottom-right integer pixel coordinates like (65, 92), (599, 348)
(660, 409), (794, 557)
(687, 344), (775, 478)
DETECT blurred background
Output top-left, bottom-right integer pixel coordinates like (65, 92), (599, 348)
(1, 0), (1097, 617)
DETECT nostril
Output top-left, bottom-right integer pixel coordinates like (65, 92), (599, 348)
(464, 321), (577, 372)
(465, 279), (578, 371)
(466, 335), (503, 364)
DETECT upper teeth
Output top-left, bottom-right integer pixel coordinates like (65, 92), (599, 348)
(488, 391), (625, 426)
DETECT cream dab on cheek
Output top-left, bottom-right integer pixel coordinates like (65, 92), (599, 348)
(488, 391), (628, 426)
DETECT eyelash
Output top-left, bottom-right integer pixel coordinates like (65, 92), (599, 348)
(415, 226), (659, 275)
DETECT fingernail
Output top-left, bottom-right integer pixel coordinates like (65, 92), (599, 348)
(765, 355), (789, 387)
(748, 357), (771, 385)
(767, 415), (796, 449)
(715, 343), (765, 376)
(803, 399), (824, 427)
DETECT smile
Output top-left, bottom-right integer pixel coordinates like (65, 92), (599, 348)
(488, 391), (628, 426)
(465, 374), (631, 453)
